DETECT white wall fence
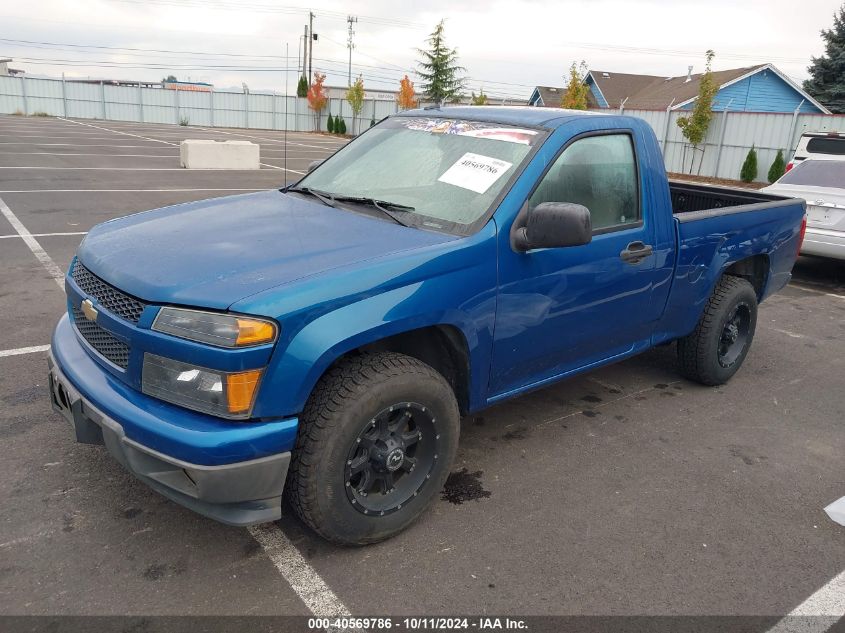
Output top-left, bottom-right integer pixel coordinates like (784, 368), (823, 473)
(0, 75), (398, 134)
(4, 76), (845, 182)
(614, 107), (845, 182)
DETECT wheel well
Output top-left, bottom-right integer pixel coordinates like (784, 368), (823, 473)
(724, 254), (769, 299)
(337, 325), (471, 414)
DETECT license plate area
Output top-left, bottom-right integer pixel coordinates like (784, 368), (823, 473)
(807, 205), (845, 228)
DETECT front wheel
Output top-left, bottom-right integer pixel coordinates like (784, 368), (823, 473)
(285, 352), (460, 545)
(677, 275), (758, 386)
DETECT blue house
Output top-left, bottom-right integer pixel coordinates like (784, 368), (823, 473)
(529, 64), (829, 114)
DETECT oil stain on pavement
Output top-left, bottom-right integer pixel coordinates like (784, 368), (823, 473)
(441, 469), (492, 505)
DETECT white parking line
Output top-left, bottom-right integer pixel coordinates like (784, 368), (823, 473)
(248, 523), (360, 628)
(194, 126), (348, 152)
(0, 188), (266, 193)
(260, 163), (306, 174)
(0, 231), (87, 239)
(0, 152), (177, 158)
(0, 195), (65, 290)
(57, 117), (177, 146)
(765, 570), (845, 633)
(0, 166), (284, 171)
(0, 135), (161, 141)
(0, 344), (51, 358)
(0, 142), (177, 148)
(789, 282), (845, 299)
(54, 119), (305, 173)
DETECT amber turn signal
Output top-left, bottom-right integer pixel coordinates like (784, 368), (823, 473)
(235, 318), (277, 346)
(226, 369), (263, 414)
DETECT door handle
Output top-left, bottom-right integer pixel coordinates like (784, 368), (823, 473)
(620, 241), (654, 264)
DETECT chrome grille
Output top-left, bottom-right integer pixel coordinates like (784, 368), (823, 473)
(71, 305), (130, 369)
(71, 262), (146, 323)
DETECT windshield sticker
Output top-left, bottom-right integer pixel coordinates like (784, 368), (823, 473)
(437, 152), (513, 194)
(456, 127), (538, 145)
(398, 118), (538, 145)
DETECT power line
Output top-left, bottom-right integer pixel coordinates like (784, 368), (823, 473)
(105, 0), (428, 29)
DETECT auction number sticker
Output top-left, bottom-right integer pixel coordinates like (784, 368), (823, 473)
(438, 152), (513, 194)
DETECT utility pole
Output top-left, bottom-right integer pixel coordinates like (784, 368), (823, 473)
(308, 11), (315, 87)
(347, 15), (357, 87)
(301, 25), (308, 82)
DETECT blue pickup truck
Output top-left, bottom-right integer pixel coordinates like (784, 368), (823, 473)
(49, 107), (807, 545)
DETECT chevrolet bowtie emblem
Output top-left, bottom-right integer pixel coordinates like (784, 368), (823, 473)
(81, 298), (98, 322)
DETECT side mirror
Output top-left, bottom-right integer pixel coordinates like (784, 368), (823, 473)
(511, 202), (592, 252)
(307, 159), (323, 174)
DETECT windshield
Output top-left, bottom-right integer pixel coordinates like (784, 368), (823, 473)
(293, 117), (544, 232)
(778, 160), (845, 189)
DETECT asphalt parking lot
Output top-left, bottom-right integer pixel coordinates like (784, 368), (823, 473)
(0, 114), (843, 626)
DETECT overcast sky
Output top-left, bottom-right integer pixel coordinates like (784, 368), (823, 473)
(2, 0), (839, 100)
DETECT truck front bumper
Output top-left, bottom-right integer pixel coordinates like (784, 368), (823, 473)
(48, 315), (297, 526)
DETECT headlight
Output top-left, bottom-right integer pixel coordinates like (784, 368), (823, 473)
(152, 307), (277, 348)
(142, 353), (262, 419)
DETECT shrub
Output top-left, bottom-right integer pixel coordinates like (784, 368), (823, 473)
(12, 109), (24, 116)
(326, 114), (334, 134)
(740, 146), (758, 183)
(179, 116), (190, 126)
(338, 117), (347, 134)
(32, 111), (50, 117)
(768, 149), (786, 183)
(370, 117), (376, 128)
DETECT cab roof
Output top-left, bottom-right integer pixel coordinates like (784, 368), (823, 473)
(394, 105), (611, 129)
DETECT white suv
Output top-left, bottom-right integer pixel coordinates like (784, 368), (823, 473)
(788, 132), (845, 172)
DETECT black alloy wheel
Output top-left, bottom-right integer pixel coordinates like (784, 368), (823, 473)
(345, 402), (439, 516)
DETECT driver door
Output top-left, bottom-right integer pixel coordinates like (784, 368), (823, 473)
(489, 131), (663, 398)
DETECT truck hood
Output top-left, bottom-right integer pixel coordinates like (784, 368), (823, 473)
(77, 190), (457, 310)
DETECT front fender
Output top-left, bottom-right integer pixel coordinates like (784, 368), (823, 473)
(249, 232), (498, 418)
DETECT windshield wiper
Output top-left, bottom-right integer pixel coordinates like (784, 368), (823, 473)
(330, 195), (416, 227)
(285, 186), (337, 208)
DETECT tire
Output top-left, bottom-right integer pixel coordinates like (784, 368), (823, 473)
(677, 275), (758, 386)
(285, 352), (460, 546)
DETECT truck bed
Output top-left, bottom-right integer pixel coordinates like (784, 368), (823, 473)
(669, 180), (790, 219)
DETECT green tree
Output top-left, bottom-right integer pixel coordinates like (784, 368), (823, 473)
(804, 4), (845, 113)
(768, 149), (786, 183)
(740, 146), (758, 183)
(339, 117), (347, 134)
(346, 75), (365, 135)
(296, 75), (308, 98)
(561, 61), (589, 110)
(326, 113), (335, 134)
(416, 19), (465, 104)
(676, 50), (718, 173)
(471, 89), (488, 105)
(162, 74), (177, 84)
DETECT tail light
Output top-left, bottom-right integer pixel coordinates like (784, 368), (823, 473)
(796, 215), (807, 257)
(785, 162), (794, 172)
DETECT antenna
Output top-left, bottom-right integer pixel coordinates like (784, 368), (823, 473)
(284, 42), (289, 186)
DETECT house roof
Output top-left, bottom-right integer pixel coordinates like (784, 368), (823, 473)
(587, 65), (767, 110)
(585, 64), (830, 113)
(530, 85), (599, 108)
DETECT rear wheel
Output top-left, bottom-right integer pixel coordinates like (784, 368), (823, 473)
(677, 275), (758, 386)
(286, 352), (460, 545)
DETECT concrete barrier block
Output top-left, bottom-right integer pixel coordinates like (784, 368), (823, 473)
(180, 139), (260, 169)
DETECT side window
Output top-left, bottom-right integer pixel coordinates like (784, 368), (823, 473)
(529, 134), (640, 231)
